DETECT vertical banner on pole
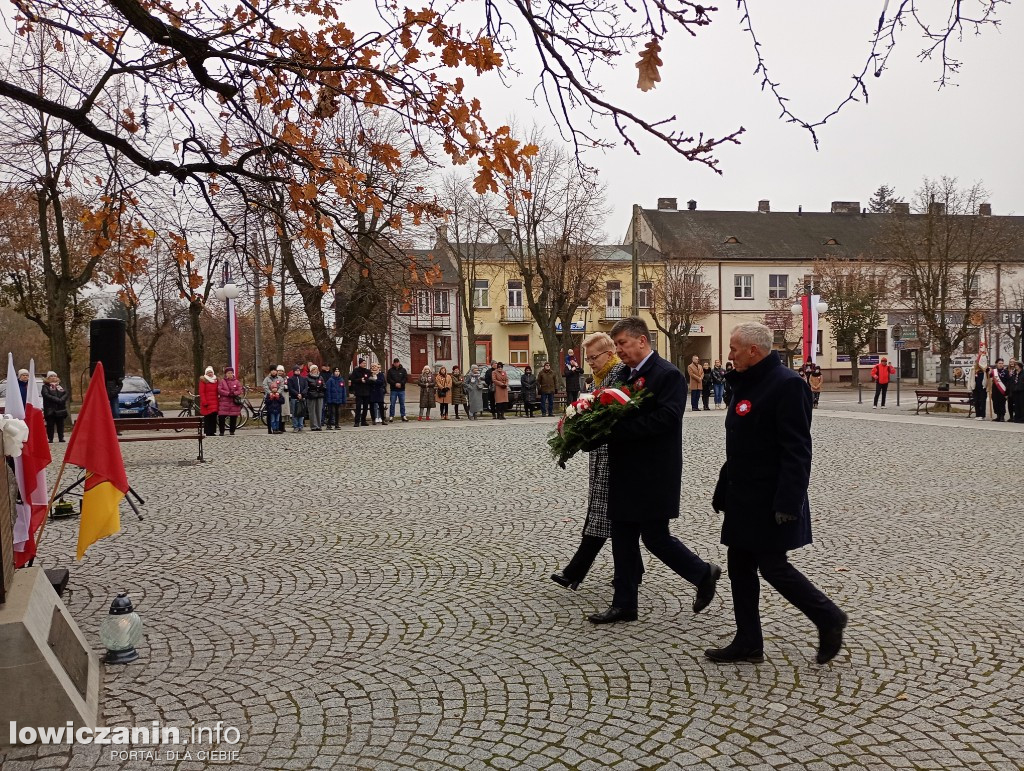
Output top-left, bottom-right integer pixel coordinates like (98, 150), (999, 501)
(801, 295), (812, 362)
(809, 294), (821, 363)
(227, 297), (239, 375)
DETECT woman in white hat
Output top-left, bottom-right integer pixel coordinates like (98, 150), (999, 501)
(41, 371), (70, 442)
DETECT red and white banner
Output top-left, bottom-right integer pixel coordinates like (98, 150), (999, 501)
(802, 294), (821, 363)
(227, 296), (239, 374)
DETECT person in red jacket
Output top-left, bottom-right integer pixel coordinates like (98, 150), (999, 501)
(198, 366), (219, 436)
(870, 357), (896, 408)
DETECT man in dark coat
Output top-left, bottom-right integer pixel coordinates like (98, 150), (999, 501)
(286, 364), (308, 432)
(348, 358), (372, 427)
(586, 316), (721, 625)
(707, 322), (847, 665)
(387, 358), (409, 422)
(483, 360), (495, 414)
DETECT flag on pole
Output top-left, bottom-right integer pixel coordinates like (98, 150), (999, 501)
(13, 359), (51, 567)
(6, 354), (30, 549)
(63, 362), (130, 560)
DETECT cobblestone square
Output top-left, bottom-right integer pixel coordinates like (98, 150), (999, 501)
(2, 407), (1022, 770)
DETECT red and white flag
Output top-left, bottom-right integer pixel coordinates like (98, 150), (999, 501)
(13, 358), (51, 567)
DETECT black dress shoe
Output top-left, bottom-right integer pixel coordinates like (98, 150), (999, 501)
(693, 563), (722, 613)
(705, 642), (765, 664)
(550, 572), (580, 591)
(816, 611), (848, 664)
(587, 606), (638, 624)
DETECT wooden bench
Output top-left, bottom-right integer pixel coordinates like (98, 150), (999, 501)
(915, 389), (974, 417)
(111, 417), (205, 461)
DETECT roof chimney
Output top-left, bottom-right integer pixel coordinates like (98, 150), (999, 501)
(928, 201), (946, 216)
(830, 201), (861, 215)
(757, 199), (770, 213)
(892, 202), (910, 215)
(657, 197), (678, 211)
(686, 199), (697, 211)
(979, 202), (992, 216)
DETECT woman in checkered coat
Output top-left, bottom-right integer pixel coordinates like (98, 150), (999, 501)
(550, 333), (636, 591)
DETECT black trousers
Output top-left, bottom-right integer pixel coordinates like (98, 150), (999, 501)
(217, 415), (238, 435)
(45, 415), (65, 442)
(327, 403), (342, 426)
(1014, 392), (1024, 422)
(203, 413), (217, 436)
(873, 382), (889, 406)
(992, 391), (1005, 420)
(563, 534), (645, 585)
(727, 547), (843, 648)
(354, 395), (370, 425)
(610, 520), (710, 609)
(974, 390), (986, 419)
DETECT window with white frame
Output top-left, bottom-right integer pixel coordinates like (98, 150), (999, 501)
(606, 281), (621, 310)
(472, 279), (489, 308)
(638, 281), (653, 308)
(433, 289), (449, 315)
(768, 274), (788, 299)
(507, 280), (523, 307)
(967, 274), (981, 299)
(417, 290), (431, 315)
(734, 274), (754, 299)
(508, 335), (530, 365)
(868, 329), (888, 354)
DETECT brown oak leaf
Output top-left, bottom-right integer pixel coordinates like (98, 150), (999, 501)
(636, 39), (663, 92)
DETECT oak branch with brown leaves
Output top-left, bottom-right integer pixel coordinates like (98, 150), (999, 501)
(0, 0), (742, 239)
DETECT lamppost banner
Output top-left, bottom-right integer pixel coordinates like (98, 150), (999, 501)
(802, 295), (821, 363)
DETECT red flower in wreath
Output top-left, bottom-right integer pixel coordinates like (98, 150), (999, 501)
(735, 399), (752, 416)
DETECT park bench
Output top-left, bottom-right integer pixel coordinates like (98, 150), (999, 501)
(111, 416), (206, 461)
(914, 389), (974, 417)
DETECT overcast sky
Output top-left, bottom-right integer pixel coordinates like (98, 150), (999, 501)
(467, 1), (1024, 242)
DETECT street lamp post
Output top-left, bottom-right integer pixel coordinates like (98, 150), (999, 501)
(213, 264), (241, 374)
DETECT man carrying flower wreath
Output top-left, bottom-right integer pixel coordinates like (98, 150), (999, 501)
(585, 316), (722, 625)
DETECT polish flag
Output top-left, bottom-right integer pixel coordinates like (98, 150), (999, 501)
(14, 359), (51, 567)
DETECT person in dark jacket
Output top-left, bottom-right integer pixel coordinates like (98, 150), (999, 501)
(286, 364), (308, 431)
(537, 362), (557, 416)
(710, 360), (727, 409)
(989, 359), (1008, 422)
(386, 358), (409, 422)
(325, 367), (347, 429)
(706, 322), (847, 665)
(1013, 361), (1024, 423)
(305, 365), (327, 430)
(723, 361), (735, 406)
(349, 358), (372, 427)
(585, 317), (721, 625)
(564, 355), (582, 404)
(41, 371), (70, 442)
(369, 363), (387, 424)
(1007, 359), (1018, 422)
(701, 361), (713, 410)
(482, 360), (495, 414)
(519, 365), (539, 417)
(971, 363), (987, 421)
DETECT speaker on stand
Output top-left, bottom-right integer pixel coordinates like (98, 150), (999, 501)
(89, 319), (126, 417)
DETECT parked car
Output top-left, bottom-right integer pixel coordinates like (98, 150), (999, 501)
(0, 378), (45, 414)
(117, 376), (162, 417)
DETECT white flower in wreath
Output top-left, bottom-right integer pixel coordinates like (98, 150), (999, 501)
(579, 392), (595, 403)
(564, 405), (577, 418)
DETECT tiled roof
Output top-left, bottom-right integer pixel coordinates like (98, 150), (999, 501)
(642, 209), (1024, 262)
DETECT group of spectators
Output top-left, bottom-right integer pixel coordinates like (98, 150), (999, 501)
(974, 358), (1024, 422)
(248, 357), (575, 431)
(685, 356), (732, 411)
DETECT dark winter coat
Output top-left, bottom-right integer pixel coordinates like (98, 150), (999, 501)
(264, 390), (284, 416)
(588, 351), (686, 523)
(450, 372), (465, 403)
(712, 352), (814, 553)
(306, 371), (327, 399)
(286, 374), (308, 399)
(563, 363), (582, 394)
(326, 375), (347, 404)
(369, 372), (387, 401)
(537, 369), (557, 394)
(41, 383), (70, 418)
(349, 366), (372, 397)
(520, 372), (538, 404)
(387, 365), (408, 391)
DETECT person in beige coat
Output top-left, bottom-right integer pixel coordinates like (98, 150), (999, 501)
(686, 354), (705, 412)
(492, 362), (509, 420)
(435, 366), (453, 419)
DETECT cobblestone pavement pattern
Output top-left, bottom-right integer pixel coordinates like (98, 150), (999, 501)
(2, 410), (1022, 770)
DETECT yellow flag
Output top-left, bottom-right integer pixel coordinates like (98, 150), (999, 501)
(76, 474), (124, 560)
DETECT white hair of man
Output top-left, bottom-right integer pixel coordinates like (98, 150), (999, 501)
(731, 322), (773, 354)
(582, 331), (614, 352)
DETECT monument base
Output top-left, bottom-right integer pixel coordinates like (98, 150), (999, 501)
(0, 566), (101, 745)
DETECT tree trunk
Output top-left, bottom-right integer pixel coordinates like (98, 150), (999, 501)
(938, 350), (952, 385)
(188, 300), (205, 385)
(849, 357), (859, 386)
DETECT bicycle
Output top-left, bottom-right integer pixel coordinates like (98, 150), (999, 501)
(235, 386), (265, 429)
(175, 392), (198, 432)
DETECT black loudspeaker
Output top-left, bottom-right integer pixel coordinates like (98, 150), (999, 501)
(89, 318), (126, 382)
